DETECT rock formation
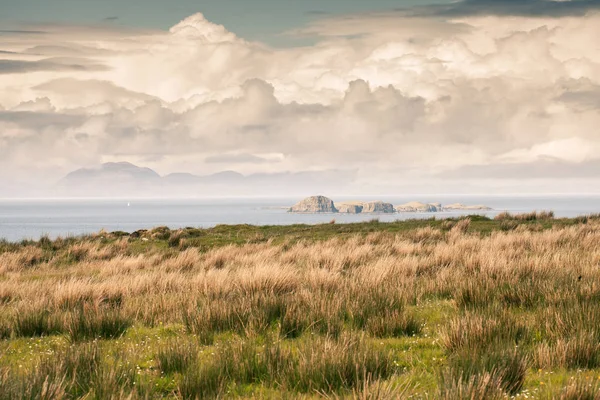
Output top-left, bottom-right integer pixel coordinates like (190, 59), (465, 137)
(362, 201), (395, 213)
(396, 201), (440, 212)
(289, 197), (491, 214)
(289, 196), (338, 213)
(336, 202), (364, 214)
(444, 203), (492, 211)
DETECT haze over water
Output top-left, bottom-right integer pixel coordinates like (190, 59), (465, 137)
(1, 195), (599, 242)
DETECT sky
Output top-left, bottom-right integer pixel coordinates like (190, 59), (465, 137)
(1, 0), (600, 195)
(0, 0), (452, 46)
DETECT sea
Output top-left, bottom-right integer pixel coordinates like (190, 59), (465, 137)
(1, 195), (599, 242)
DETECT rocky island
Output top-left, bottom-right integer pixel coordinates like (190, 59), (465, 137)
(443, 203), (492, 211)
(362, 201), (396, 213)
(335, 202), (364, 214)
(289, 196), (492, 214)
(396, 201), (441, 212)
(289, 196), (338, 213)
(335, 201), (396, 214)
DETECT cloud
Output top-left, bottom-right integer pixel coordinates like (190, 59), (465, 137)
(205, 153), (276, 164)
(0, 30), (46, 35)
(33, 78), (156, 108)
(0, 110), (84, 130)
(1, 11), (600, 194)
(439, 158), (600, 180)
(0, 58), (109, 74)
(11, 97), (55, 112)
(557, 88), (600, 110)
(23, 45), (115, 57)
(168, 13), (239, 43)
(414, 0), (600, 17)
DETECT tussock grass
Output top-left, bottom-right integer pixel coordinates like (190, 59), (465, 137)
(1, 218), (600, 397)
(330, 378), (413, 400)
(559, 378), (600, 400)
(157, 340), (199, 374)
(0, 343), (138, 400)
(444, 349), (528, 396)
(179, 334), (396, 398)
(439, 373), (506, 400)
(66, 308), (132, 341)
(13, 307), (62, 338)
(495, 210), (555, 221)
(441, 311), (528, 353)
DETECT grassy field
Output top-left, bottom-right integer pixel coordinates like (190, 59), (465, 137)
(1, 212), (600, 399)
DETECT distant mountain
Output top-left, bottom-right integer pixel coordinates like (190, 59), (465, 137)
(162, 173), (203, 184)
(163, 170), (244, 185)
(61, 162), (160, 184)
(56, 162), (162, 196)
(55, 162), (355, 197)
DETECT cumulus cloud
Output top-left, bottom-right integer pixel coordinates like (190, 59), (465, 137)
(1, 7), (600, 195)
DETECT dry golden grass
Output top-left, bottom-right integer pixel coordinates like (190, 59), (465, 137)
(1, 218), (600, 398)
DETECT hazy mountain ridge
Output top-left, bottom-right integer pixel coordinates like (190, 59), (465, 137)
(62, 162), (161, 183)
(56, 162), (355, 197)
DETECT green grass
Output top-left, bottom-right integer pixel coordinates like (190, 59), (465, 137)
(2, 216), (600, 398)
(9, 216), (573, 258)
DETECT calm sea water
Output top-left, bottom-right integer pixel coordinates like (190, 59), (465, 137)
(1, 195), (599, 242)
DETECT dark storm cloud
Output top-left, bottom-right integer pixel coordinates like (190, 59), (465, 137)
(0, 59), (108, 74)
(408, 0), (600, 17)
